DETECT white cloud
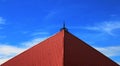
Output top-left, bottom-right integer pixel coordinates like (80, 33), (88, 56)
(84, 21), (120, 35)
(0, 17), (6, 30)
(0, 45), (25, 55)
(118, 62), (120, 65)
(0, 58), (11, 65)
(0, 44), (26, 65)
(95, 46), (120, 65)
(0, 37), (120, 65)
(0, 17), (6, 25)
(42, 10), (61, 22)
(21, 37), (47, 48)
(95, 46), (120, 57)
(0, 37), (47, 65)
(44, 10), (58, 20)
(32, 32), (49, 36)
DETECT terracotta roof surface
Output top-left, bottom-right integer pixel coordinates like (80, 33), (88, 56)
(1, 29), (119, 66)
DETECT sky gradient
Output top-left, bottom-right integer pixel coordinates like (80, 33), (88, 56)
(0, 0), (120, 65)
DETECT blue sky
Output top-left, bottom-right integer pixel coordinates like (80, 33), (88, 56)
(0, 0), (120, 65)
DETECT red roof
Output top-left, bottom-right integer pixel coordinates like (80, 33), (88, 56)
(1, 29), (119, 66)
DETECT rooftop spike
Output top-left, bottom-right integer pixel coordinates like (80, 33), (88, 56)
(60, 21), (68, 31)
(1, 24), (119, 66)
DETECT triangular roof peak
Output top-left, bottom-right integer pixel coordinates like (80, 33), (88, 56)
(1, 26), (119, 66)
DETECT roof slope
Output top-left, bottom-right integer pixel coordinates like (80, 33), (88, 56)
(1, 30), (119, 66)
(64, 30), (119, 66)
(1, 30), (64, 66)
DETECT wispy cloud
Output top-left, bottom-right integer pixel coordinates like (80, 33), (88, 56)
(95, 46), (120, 57)
(44, 10), (58, 20)
(31, 32), (49, 36)
(1, 43), (120, 65)
(21, 37), (47, 48)
(0, 44), (25, 64)
(0, 17), (6, 25)
(95, 45), (120, 64)
(0, 37), (47, 65)
(118, 62), (120, 65)
(42, 10), (62, 22)
(85, 21), (120, 35)
(0, 45), (24, 55)
(0, 17), (6, 30)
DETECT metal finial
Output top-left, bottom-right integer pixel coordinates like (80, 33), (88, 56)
(60, 21), (68, 31)
(63, 21), (65, 29)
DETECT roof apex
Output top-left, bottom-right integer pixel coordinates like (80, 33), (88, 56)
(60, 21), (68, 31)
